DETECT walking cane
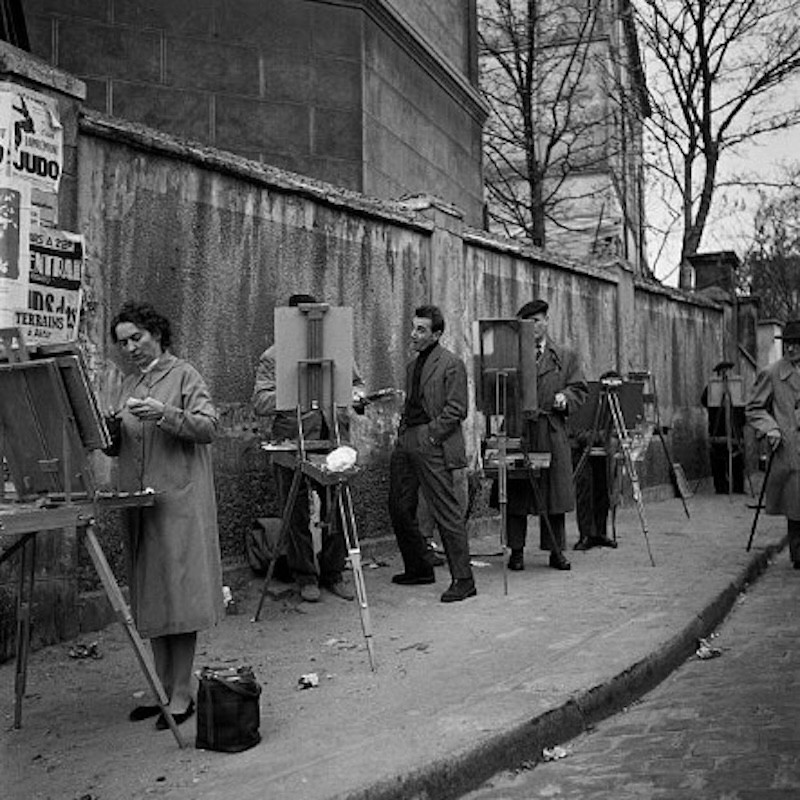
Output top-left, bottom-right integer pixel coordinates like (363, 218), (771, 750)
(746, 448), (775, 552)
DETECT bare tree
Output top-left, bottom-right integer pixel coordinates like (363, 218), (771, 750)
(741, 189), (800, 320)
(479, 0), (619, 248)
(632, 0), (800, 287)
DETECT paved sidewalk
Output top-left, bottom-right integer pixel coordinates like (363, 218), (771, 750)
(1, 485), (787, 800)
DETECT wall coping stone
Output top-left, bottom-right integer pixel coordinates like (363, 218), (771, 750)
(0, 41), (85, 100)
(463, 226), (619, 283)
(634, 273), (725, 311)
(79, 108), (436, 233)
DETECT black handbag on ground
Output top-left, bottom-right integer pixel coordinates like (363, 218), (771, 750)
(195, 665), (262, 752)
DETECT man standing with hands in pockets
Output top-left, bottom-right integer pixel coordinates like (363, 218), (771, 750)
(388, 305), (477, 603)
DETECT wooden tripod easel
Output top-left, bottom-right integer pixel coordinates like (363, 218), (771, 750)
(0, 329), (186, 746)
(709, 364), (753, 500)
(572, 376), (656, 566)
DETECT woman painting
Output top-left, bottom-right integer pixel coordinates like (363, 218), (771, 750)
(106, 301), (223, 730)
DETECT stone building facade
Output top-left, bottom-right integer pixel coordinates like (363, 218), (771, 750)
(21, 0), (488, 227)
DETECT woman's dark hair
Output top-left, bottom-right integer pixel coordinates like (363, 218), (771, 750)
(110, 301), (172, 349)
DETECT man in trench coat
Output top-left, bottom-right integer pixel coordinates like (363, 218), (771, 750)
(501, 298), (588, 571)
(745, 319), (800, 567)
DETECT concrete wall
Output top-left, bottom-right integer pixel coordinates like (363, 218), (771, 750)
(23, 0), (486, 225)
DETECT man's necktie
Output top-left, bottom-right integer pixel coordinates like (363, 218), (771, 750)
(536, 343), (543, 362)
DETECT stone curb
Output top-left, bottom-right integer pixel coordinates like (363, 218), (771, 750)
(334, 535), (787, 800)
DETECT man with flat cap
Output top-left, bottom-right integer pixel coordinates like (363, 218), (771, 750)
(499, 298), (588, 570)
(746, 319), (800, 568)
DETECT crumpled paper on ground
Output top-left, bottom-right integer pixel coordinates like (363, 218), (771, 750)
(696, 637), (722, 660)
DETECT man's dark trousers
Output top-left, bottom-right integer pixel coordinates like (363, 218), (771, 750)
(389, 427), (472, 579)
(574, 452), (610, 541)
(274, 462), (346, 585)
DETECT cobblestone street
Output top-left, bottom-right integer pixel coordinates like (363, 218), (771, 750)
(462, 554), (800, 800)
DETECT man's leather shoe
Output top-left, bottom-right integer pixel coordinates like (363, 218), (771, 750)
(322, 578), (355, 600)
(573, 539), (595, 551)
(794, 561), (800, 570)
(440, 578), (477, 603)
(507, 550), (524, 570)
(595, 535), (618, 549)
(548, 552), (571, 570)
(299, 582), (321, 602)
(392, 571), (435, 585)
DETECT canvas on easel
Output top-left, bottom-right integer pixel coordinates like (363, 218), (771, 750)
(274, 304), (354, 413)
(475, 318), (539, 439)
(0, 353), (109, 499)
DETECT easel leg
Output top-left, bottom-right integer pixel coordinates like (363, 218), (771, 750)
(13, 533), (36, 729)
(83, 525), (186, 748)
(498, 440), (508, 595)
(336, 483), (376, 671)
(253, 466), (303, 621)
(608, 394), (656, 566)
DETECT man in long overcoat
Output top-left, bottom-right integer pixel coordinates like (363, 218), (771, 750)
(746, 319), (800, 567)
(502, 298), (588, 571)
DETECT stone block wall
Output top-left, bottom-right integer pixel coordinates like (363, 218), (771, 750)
(23, 0), (485, 225)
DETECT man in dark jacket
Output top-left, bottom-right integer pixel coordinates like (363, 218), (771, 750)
(746, 319), (800, 567)
(388, 305), (477, 603)
(504, 298), (588, 571)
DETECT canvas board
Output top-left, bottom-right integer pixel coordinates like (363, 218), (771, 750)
(274, 305), (354, 411)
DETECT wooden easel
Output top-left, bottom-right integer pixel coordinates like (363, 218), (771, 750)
(707, 364), (752, 500)
(253, 305), (375, 671)
(0, 330), (186, 746)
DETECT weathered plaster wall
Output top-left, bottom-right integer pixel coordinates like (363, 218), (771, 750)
(76, 114), (727, 573)
(632, 281), (725, 485)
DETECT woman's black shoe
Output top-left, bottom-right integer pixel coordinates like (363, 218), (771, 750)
(129, 704), (161, 722)
(155, 700), (195, 730)
(548, 552), (571, 570)
(508, 550), (525, 570)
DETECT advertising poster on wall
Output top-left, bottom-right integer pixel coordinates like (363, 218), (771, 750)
(23, 226), (84, 344)
(0, 83), (63, 193)
(0, 180), (30, 334)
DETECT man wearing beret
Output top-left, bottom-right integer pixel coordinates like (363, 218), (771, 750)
(503, 298), (588, 571)
(746, 319), (800, 568)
